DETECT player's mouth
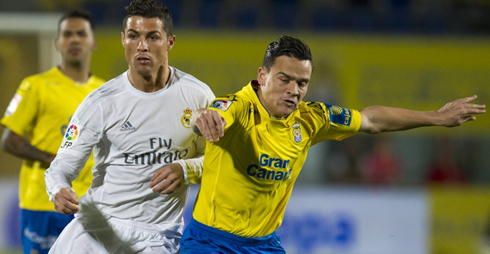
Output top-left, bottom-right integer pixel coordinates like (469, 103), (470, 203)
(283, 98), (297, 108)
(68, 48), (81, 55)
(136, 55), (151, 64)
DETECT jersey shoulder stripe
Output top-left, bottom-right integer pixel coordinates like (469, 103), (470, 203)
(74, 73), (126, 121)
(170, 67), (215, 103)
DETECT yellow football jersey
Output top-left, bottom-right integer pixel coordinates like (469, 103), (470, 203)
(193, 81), (362, 237)
(1, 67), (105, 211)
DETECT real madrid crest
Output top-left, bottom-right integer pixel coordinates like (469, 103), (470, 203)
(181, 109), (192, 128)
(292, 122), (302, 143)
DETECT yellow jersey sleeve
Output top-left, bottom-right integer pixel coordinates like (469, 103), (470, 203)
(304, 102), (362, 145)
(207, 94), (243, 131)
(1, 77), (39, 137)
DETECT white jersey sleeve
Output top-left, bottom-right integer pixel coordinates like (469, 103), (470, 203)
(172, 70), (214, 184)
(177, 155), (204, 184)
(45, 89), (105, 201)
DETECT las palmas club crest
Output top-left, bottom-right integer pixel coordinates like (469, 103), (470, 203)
(292, 122), (302, 143)
(181, 109), (192, 128)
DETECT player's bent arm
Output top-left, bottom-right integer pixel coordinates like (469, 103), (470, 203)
(1, 128), (55, 164)
(45, 156), (79, 200)
(359, 95), (486, 134)
(45, 155), (84, 214)
(154, 128), (207, 188)
(150, 155), (205, 194)
(190, 108), (227, 142)
(45, 122), (99, 205)
(175, 156), (204, 184)
(150, 162), (186, 195)
(52, 187), (80, 214)
(178, 129), (207, 184)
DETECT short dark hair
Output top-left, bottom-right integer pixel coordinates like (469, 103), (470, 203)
(123, 0), (173, 37)
(57, 10), (95, 36)
(262, 35), (313, 71)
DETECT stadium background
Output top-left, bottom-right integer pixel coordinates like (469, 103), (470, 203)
(0, 0), (489, 253)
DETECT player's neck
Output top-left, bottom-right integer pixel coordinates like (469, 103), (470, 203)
(256, 90), (288, 119)
(59, 62), (91, 83)
(128, 65), (170, 93)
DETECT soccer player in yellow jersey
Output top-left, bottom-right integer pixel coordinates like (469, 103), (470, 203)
(0, 10), (104, 254)
(180, 35), (486, 253)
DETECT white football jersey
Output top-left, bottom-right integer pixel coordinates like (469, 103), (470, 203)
(45, 67), (214, 227)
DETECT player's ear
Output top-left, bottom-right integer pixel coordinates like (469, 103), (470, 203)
(121, 32), (126, 48)
(92, 39), (97, 51)
(257, 67), (267, 86)
(54, 37), (60, 52)
(167, 35), (176, 51)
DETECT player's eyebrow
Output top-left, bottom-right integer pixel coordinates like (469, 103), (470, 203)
(277, 72), (310, 84)
(146, 30), (162, 36)
(126, 28), (138, 34)
(126, 29), (162, 35)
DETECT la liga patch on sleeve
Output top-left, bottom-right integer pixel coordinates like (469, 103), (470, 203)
(60, 124), (79, 150)
(211, 100), (233, 111)
(5, 94), (22, 116)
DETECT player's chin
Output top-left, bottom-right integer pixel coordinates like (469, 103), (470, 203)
(135, 67), (152, 76)
(286, 103), (297, 111)
(66, 57), (83, 65)
(279, 107), (295, 117)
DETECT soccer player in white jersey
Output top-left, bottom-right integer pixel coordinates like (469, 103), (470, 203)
(44, 0), (214, 253)
(180, 36), (486, 253)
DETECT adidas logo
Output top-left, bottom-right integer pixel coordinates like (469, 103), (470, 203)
(120, 121), (136, 132)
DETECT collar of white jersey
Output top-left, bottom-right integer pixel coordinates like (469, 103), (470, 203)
(123, 67), (175, 97)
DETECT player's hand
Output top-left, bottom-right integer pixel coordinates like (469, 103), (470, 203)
(191, 108), (226, 142)
(150, 163), (184, 195)
(437, 95), (486, 127)
(53, 188), (79, 215)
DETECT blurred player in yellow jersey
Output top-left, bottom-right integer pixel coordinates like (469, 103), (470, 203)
(0, 10), (104, 254)
(181, 35), (486, 253)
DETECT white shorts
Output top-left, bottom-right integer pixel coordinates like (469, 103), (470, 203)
(48, 207), (183, 254)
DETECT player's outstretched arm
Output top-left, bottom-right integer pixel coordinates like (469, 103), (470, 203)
(53, 188), (79, 215)
(190, 108), (227, 142)
(359, 95), (486, 134)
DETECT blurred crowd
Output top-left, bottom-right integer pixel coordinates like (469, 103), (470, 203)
(321, 134), (485, 186)
(1, 0), (490, 35)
